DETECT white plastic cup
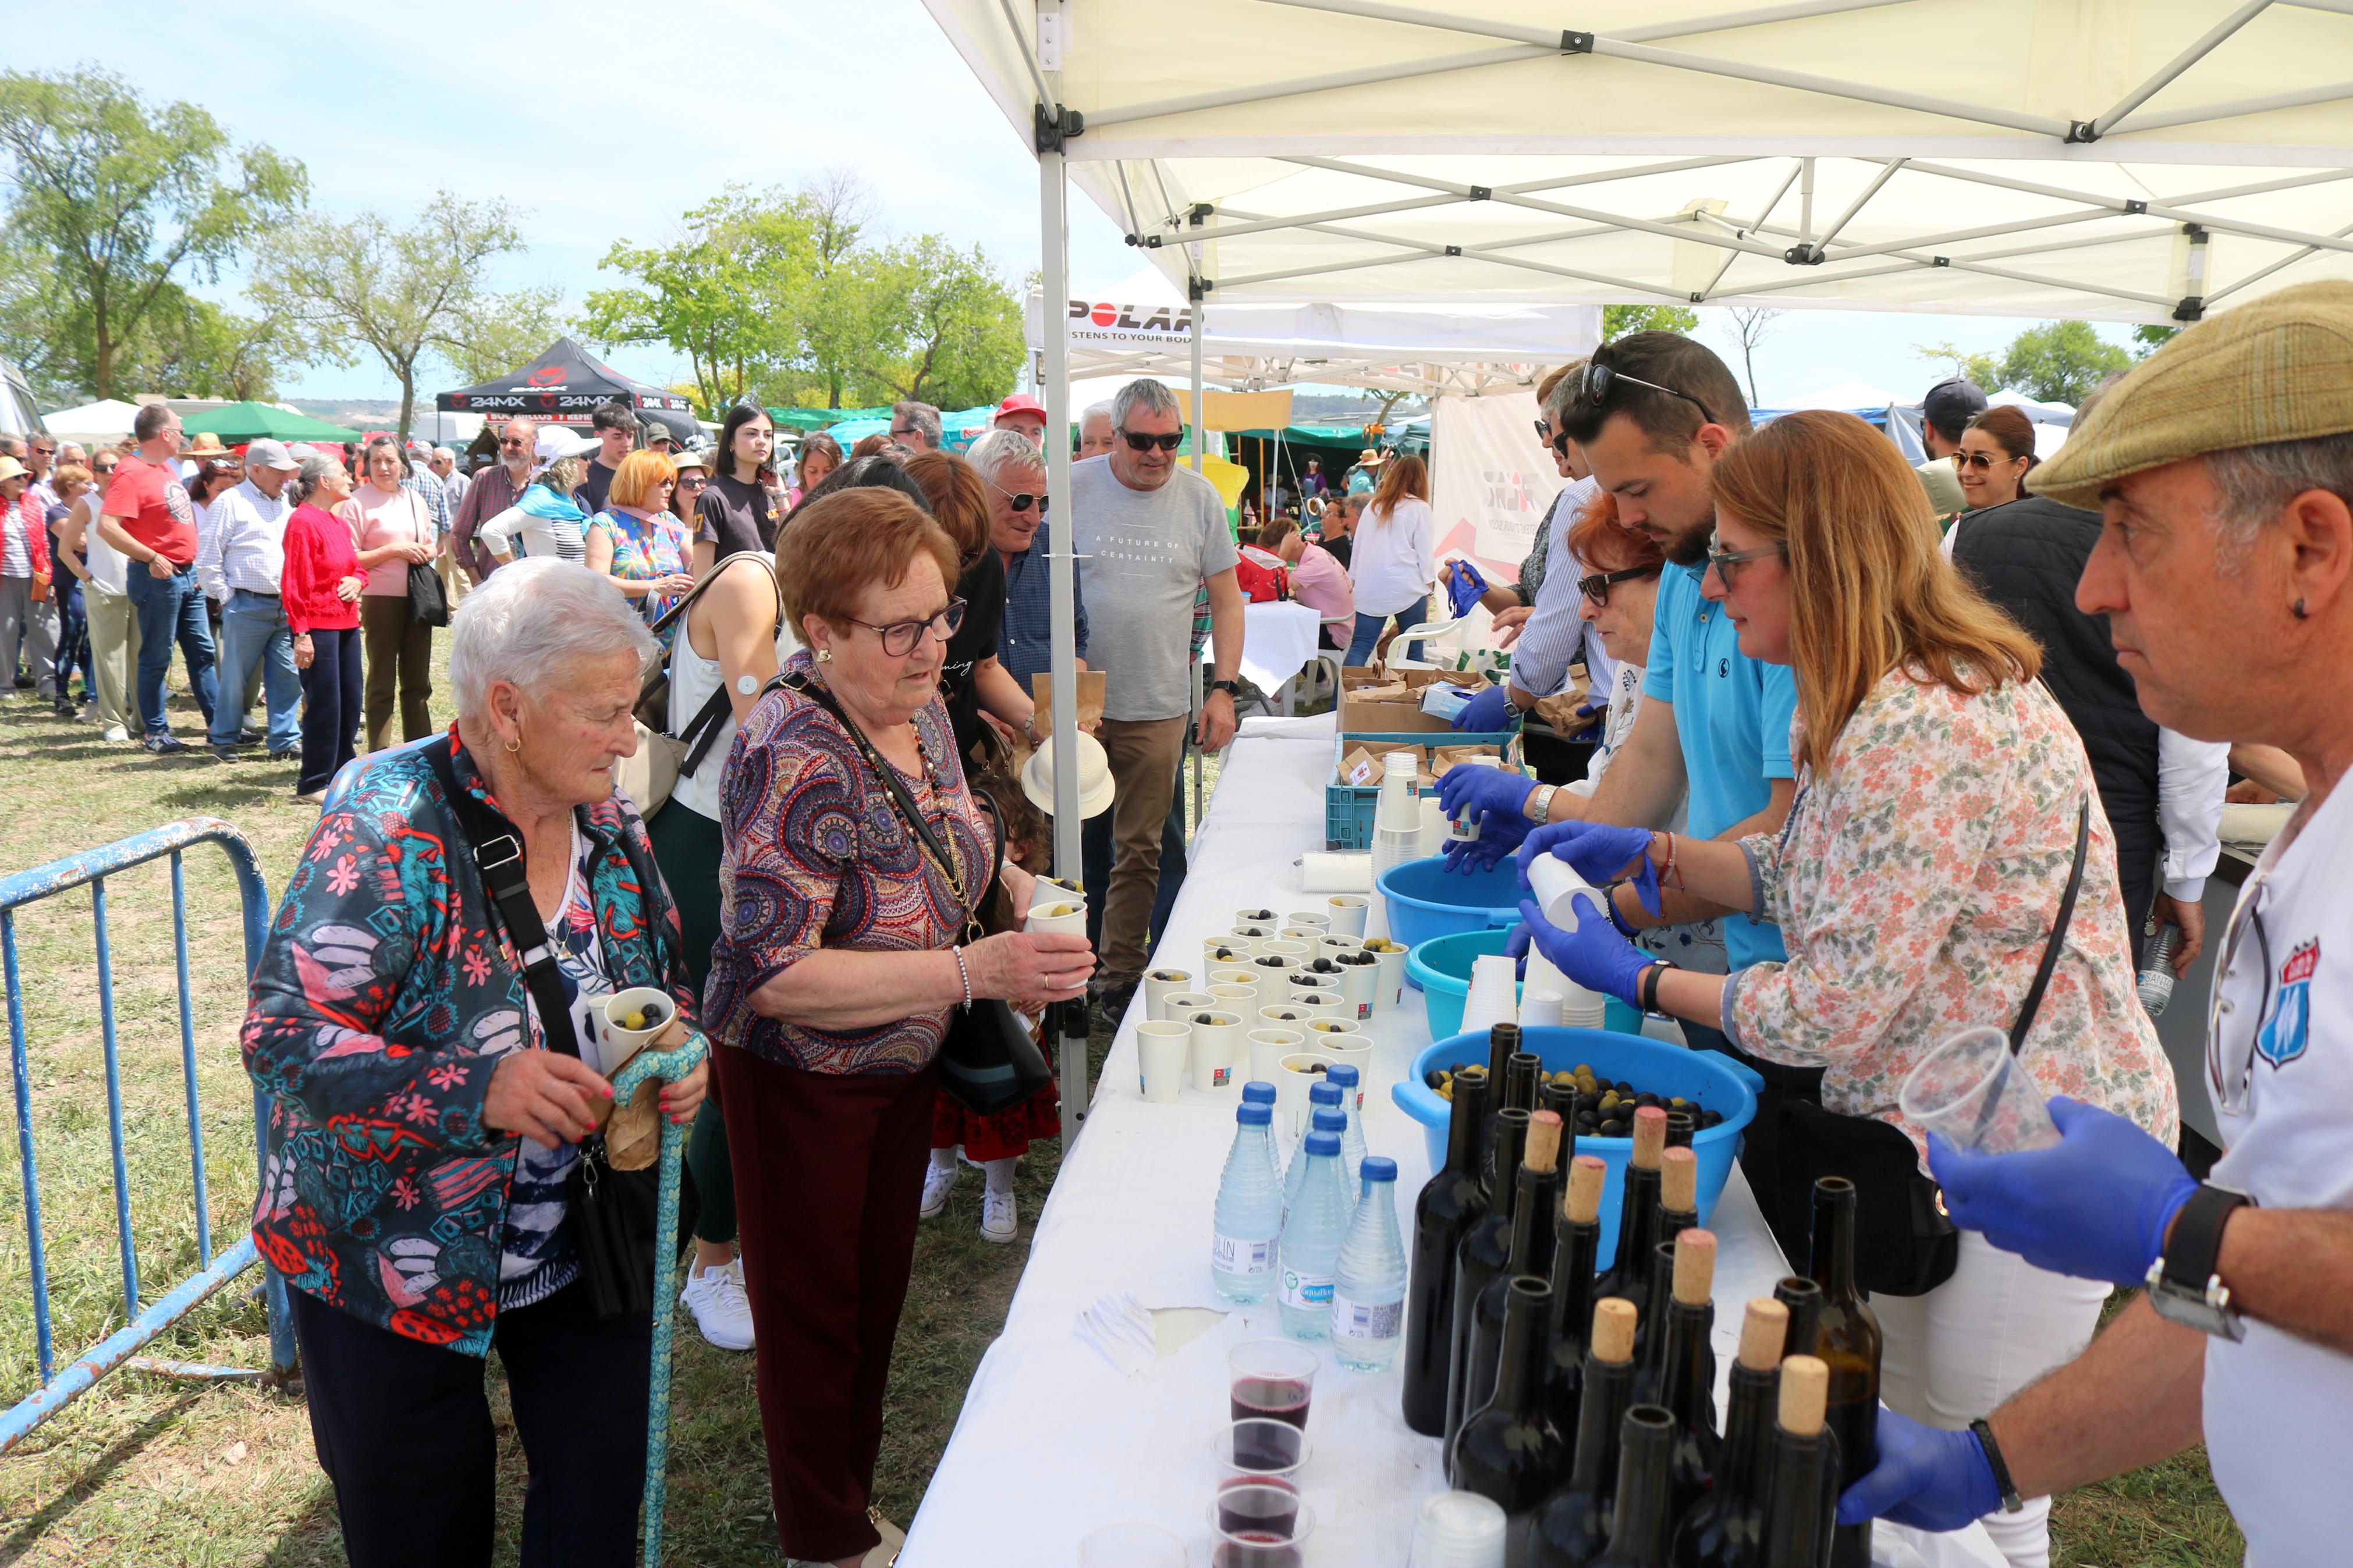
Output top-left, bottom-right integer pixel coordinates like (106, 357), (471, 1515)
(1520, 989), (1564, 1028)
(1527, 854), (1596, 933)
(1230, 923), (1277, 951)
(1135, 1021), (1190, 1103)
(1899, 1025), (2063, 1154)
(1365, 941), (1408, 1010)
(1186, 1010), (1245, 1093)
(1286, 911), (1332, 931)
(1324, 894), (1369, 936)
(1277, 927), (1326, 948)
(1025, 898), (1088, 936)
(1460, 954), (1521, 1036)
(1314, 1033), (1373, 1105)
(1206, 984), (1259, 1025)
(1234, 905), (1280, 929)
(1208, 968), (1263, 1010)
(1160, 992), (1217, 1026)
(1204, 936), (1252, 973)
(1318, 933), (1367, 959)
(1335, 951), (1380, 1019)
(1257, 1004), (1310, 1034)
(1287, 970), (1339, 1005)
(1276, 1053), (1330, 1137)
(1290, 991), (1347, 1026)
(1143, 968), (1194, 1023)
(1407, 1489), (1508, 1568)
(1419, 791), (1450, 848)
(1248, 1027), (1306, 1086)
(1258, 939), (1311, 967)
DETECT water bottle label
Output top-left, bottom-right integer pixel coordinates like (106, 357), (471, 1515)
(1213, 1233), (1276, 1276)
(1330, 1292), (1403, 1341)
(1279, 1268), (1334, 1312)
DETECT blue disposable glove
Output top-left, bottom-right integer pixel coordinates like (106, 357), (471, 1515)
(1928, 1096), (2201, 1290)
(1511, 895), (1652, 1008)
(1442, 821), (1526, 874)
(1444, 559), (1490, 619)
(1437, 762), (1536, 825)
(1452, 684), (1518, 733)
(1517, 820), (1661, 917)
(1836, 1408), (2001, 1532)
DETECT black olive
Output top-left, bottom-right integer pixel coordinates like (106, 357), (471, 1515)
(1576, 1111), (1599, 1128)
(1599, 1118), (1628, 1137)
(1425, 1069), (1447, 1090)
(1614, 1079), (1635, 1095)
(1635, 1092), (1660, 1108)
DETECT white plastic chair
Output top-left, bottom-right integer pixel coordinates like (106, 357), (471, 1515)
(1380, 613), (1465, 674)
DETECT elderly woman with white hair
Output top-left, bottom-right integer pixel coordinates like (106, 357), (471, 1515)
(242, 557), (709, 1568)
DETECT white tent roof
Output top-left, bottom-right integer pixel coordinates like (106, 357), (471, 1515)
(930, 0), (2353, 323)
(38, 397), (142, 436)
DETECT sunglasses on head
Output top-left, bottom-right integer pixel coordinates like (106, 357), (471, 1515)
(1951, 450), (2021, 471)
(1121, 428), (1184, 453)
(1577, 357), (1717, 429)
(1577, 564), (1661, 607)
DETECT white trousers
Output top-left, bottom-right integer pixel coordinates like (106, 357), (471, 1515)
(1875, 1230), (2112, 1568)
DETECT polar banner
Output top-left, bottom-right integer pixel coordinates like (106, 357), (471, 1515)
(1431, 390), (1562, 587)
(1025, 293), (1197, 352)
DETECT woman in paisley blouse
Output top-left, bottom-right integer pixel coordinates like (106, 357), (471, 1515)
(585, 449), (695, 623)
(703, 485), (1095, 1567)
(242, 559), (709, 1568)
(1515, 410), (2175, 1568)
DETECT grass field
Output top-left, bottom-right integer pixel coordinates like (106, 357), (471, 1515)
(0, 657), (2242, 1565)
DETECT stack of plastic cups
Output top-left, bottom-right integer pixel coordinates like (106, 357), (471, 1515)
(1406, 1490), (1509, 1568)
(1458, 953), (1520, 1036)
(1525, 940), (1609, 1030)
(1518, 989), (1563, 1028)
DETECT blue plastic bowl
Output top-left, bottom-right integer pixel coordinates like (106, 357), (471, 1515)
(1392, 1027), (1763, 1270)
(1375, 855), (1524, 952)
(1405, 928), (1520, 1040)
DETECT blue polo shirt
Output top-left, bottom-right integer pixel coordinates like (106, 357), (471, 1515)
(1644, 561), (1797, 969)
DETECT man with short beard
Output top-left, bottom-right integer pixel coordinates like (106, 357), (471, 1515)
(450, 418), (536, 584)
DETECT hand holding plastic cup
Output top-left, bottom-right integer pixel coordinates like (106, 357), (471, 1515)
(1025, 898), (1088, 936)
(1899, 1025), (2062, 1154)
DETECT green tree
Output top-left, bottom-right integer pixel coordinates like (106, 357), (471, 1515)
(583, 186), (806, 412)
(2132, 323), (2179, 358)
(1603, 303), (1699, 341)
(1998, 319), (2130, 404)
(0, 67), (307, 399)
(1914, 339), (2005, 390)
(135, 290), (288, 400)
(251, 192), (535, 440)
(847, 236), (1024, 408)
(441, 283), (566, 386)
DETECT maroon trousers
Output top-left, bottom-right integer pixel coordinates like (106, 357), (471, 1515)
(716, 1044), (938, 1564)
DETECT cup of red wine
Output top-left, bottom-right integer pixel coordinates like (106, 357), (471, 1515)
(1208, 1484), (1315, 1567)
(1227, 1339), (1316, 1431)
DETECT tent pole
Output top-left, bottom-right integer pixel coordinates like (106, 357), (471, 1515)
(1041, 145), (1086, 1153)
(1189, 291), (1205, 833)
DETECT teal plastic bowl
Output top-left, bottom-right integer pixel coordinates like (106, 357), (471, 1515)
(1405, 927), (1520, 1040)
(1375, 855), (1523, 952)
(1392, 1026), (1762, 1270)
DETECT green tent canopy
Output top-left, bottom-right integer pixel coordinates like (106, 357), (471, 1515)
(767, 406), (895, 432)
(184, 402), (365, 446)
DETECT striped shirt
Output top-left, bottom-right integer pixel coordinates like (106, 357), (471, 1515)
(1509, 478), (1617, 700)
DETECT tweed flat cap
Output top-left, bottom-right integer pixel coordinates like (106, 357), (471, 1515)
(2029, 280), (2353, 510)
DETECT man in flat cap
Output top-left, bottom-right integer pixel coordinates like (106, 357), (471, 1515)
(1840, 280), (2353, 1563)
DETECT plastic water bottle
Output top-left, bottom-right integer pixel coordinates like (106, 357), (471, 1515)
(1284, 1105), (1349, 1228)
(1278, 1129), (1350, 1341)
(2139, 922), (2181, 1018)
(1212, 1103), (1283, 1304)
(1323, 1063), (1371, 1222)
(1331, 1155), (1407, 1371)
(1243, 1082), (1283, 1186)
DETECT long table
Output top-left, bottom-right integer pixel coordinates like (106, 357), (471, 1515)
(899, 717), (2001, 1567)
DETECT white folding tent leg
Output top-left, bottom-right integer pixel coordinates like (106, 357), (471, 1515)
(1188, 293), (1206, 822)
(1041, 146), (1088, 1155)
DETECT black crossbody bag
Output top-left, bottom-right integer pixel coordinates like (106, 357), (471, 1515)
(1742, 794), (2091, 1297)
(425, 736), (693, 1318)
(778, 673), (1054, 1115)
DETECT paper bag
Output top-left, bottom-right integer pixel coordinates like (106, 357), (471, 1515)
(1031, 670), (1107, 733)
(604, 1015), (690, 1172)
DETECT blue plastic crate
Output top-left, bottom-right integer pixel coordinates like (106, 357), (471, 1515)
(1323, 731), (1523, 849)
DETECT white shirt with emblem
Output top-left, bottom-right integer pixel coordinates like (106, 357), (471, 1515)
(2202, 773), (2353, 1566)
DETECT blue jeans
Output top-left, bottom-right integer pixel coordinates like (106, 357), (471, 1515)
(210, 589), (301, 751)
(125, 564), (218, 737)
(1344, 594), (1428, 667)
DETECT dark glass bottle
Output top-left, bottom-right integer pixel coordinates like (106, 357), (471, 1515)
(1671, 1299), (1787, 1568)
(1464, 1119), (1566, 1442)
(1497, 1052), (1544, 1157)
(1447, 1107), (1531, 1450)
(1772, 1277), (1823, 1365)
(1630, 1240), (1677, 1406)
(1632, 1147), (1700, 1376)
(1542, 1076), (1584, 1153)
(1528, 1297), (1638, 1568)
(1542, 1155), (1606, 1443)
(1651, 1229), (1722, 1523)
(1592, 1404), (1679, 1567)
(1595, 1105), (1668, 1295)
(1403, 1066), (1490, 1436)
(1478, 1023), (1524, 1174)
(1807, 1178), (1882, 1568)
(1761, 1356), (1836, 1568)
(1453, 1276), (1573, 1549)
(1663, 1110), (1696, 1149)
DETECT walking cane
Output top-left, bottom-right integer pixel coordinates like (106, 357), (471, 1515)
(609, 1030), (710, 1568)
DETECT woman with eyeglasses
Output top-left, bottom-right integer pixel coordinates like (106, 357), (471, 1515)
(1940, 406), (2040, 556)
(584, 450), (695, 624)
(1343, 451), (1438, 666)
(1512, 411), (2174, 1568)
(704, 486), (1094, 1567)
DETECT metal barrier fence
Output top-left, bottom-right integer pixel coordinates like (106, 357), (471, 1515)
(0, 816), (294, 1453)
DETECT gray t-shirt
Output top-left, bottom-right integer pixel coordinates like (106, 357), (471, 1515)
(1070, 455), (1239, 723)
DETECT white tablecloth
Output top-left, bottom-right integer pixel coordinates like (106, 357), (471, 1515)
(897, 714), (2001, 1568)
(1241, 599), (1324, 696)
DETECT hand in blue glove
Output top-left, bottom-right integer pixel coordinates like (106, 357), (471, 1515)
(1442, 822), (1525, 874)
(1452, 683), (1518, 733)
(1514, 895), (1652, 1008)
(1836, 1408), (2001, 1533)
(1516, 820), (1660, 916)
(1444, 559), (1490, 619)
(1928, 1096), (2200, 1290)
(1437, 761), (1536, 826)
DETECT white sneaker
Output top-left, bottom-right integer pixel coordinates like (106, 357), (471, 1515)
(920, 1158), (960, 1218)
(980, 1187), (1018, 1243)
(102, 724), (129, 742)
(679, 1257), (755, 1351)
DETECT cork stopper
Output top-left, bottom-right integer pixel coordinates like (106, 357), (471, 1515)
(1737, 1299), (1789, 1372)
(1525, 1110), (1564, 1172)
(1671, 1227), (1717, 1307)
(1660, 1145), (1698, 1211)
(1779, 1356), (1828, 1436)
(1591, 1297), (1638, 1365)
(1631, 1104), (1668, 1169)
(1563, 1155), (1607, 1225)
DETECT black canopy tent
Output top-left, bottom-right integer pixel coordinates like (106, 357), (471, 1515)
(437, 336), (698, 442)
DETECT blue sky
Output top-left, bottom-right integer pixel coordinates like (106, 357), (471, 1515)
(9, 0), (2131, 407)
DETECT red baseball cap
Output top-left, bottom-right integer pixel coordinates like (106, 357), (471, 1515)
(995, 393), (1047, 422)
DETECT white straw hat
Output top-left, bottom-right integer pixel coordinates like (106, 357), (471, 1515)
(1020, 733), (1116, 820)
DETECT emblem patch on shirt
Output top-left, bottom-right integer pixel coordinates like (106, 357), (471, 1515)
(2256, 938), (2317, 1069)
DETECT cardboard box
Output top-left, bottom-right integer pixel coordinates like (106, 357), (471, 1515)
(1338, 667), (1485, 736)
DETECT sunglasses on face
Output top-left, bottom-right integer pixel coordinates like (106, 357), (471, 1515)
(986, 476), (1049, 514)
(1578, 358), (1717, 429)
(889, 426), (921, 440)
(846, 597), (968, 657)
(1121, 429), (1185, 453)
(1703, 536), (1786, 591)
(1531, 417), (1553, 442)
(676, 472), (707, 486)
(1951, 450), (2022, 472)
(500, 438), (528, 449)
(1578, 564), (1662, 607)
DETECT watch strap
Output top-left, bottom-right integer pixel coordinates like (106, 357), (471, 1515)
(1523, 784), (1557, 822)
(1970, 1419), (2024, 1514)
(2159, 1182), (2254, 1296)
(1209, 678), (1241, 696)
(1639, 959), (1673, 1014)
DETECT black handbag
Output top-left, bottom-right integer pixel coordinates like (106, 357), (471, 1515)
(780, 673), (1055, 1116)
(425, 736), (693, 1318)
(1745, 794), (2091, 1297)
(406, 557), (450, 628)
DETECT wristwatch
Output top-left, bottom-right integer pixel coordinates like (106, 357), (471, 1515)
(1208, 678), (1241, 699)
(1522, 784), (1559, 822)
(2145, 1181), (2255, 1341)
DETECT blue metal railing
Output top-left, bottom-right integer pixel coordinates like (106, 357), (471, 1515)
(0, 817), (294, 1453)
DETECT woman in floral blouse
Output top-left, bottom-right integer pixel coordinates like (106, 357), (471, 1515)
(1514, 411), (2175, 1568)
(584, 449), (695, 624)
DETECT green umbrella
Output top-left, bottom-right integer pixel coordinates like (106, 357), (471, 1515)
(183, 402), (365, 446)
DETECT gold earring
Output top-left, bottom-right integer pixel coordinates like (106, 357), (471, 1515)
(815, 649), (833, 663)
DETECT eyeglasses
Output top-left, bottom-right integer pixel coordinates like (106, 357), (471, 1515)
(1121, 428), (1185, 453)
(93, 462), (117, 475)
(1950, 450), (2022, 472)
(889, 425), (922, 441)
(1703, 536), (1785, 590)
(499, 438), (529, 450)
(846, 597), (967, 657)
(2206, 869), (2279, 1118)
(985, 475), (1048, 514)
(675, 472), (707, 487)
(1531, 417), (1552, 442)
(1577, 357), (1717, 429)
(1577, 564), (1662, 607)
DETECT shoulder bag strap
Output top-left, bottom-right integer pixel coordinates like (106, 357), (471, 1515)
(424, 735), (581, 1059)
(672, 554), (786, 775)
(2008, 792), (2092, 1055)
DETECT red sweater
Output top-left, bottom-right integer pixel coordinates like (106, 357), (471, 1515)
(281, 503), (362, 635)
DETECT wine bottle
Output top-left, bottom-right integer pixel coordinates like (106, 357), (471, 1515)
(1771, 1277), (1822, 1366)
(1759, 1356), (1836, 1568)
(1528, 1297), (1639, 1568)
(1478, 1023), (1524, 1174)
(1542, 1155), (1607, 1443)
(1500, 1050), (1544, 1130)
(1595, 1104), (1669, 1295)
(1663, 1110), (1696, 1149)
(1447, 1107), (1532, 1450)
(1633, 1146), (1701, 1377)
(1652, 1229), (1723, 1522)
(1671, 1298), (1787, 1568)
(1630, 1240), (1676, 1407)
(1805, 1178), (1882, 1568)
(1464, 1114), (1566, 1438)
(1542, 1076), (1584, 1161)
(1453, 1276), (1574, 1550)
(1403, 1067), (1492, 1435)
(1592, 1404), (1680, 1567)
